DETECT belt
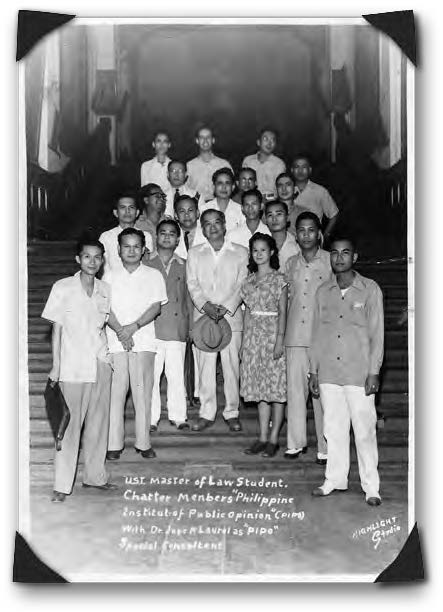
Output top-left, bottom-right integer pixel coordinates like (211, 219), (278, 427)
(250, 311), (278, 316)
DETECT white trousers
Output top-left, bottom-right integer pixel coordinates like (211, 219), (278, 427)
(108, 351), (155, 452)
(320, 383), (380, 498)
(196, 331), (242, 421)
(286, 347), (327, 454)
(151, 340), (187, 425)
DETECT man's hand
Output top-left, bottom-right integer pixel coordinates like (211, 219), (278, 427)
(121, 337), (134, 352)
(48, 363), (60, 383)
(309, 373), (320, 398)
(202, 302), (220, 321)
(118, 323), (138, 342)
(365, 374), (380, 396)
(273, 336), (284, 360)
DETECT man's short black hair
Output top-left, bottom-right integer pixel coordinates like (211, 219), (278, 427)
(156, 218), (181, 238)
(112, 191), (139, 211)
(167, 159), (187, 172)
(117, 227), (146, 248)
(195, 124), (214, 139)
(276, 172), (295, 185)
(238, 167), (257, 181)
(173, 194), (199, 213)
(212, 167), (235, 185)
(330, 236), (357, 252)
(258, 126), (279, 140)
(76, 234), (105, 256)
(292, 153), (312, 167)
(295, 211), (321, 230)
(200, 208), (226, 226)
(138, 183), (163, 199)
(241, 188), (263, 205)
(264, 199), (288, 216)
(152, 130), (170, 141)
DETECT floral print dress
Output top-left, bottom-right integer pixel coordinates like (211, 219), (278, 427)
(240, 270), (288, 403)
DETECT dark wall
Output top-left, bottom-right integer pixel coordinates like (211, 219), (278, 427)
(119, 25), (331, 173)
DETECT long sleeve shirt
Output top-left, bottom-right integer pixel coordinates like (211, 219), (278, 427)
(309, 272), (384, 387)
(186, 239), (249, 332)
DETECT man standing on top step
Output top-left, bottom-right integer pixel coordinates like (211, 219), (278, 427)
(309, 237), (384, 506)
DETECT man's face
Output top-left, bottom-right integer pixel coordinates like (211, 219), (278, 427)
(113, 198), (139, 225)
(168, 162), (187, 188)
(175, 198), (198, 230)
(156, 223), (180, 251)
(214, 172), (234, 199)
(292, 158), (311, 183)
(76, 245), (104, 276)
(152, 133), (171, 156)
(265, 203), (288, 232)
(276, 176), (295, 202)
(330, 240), (357, 274)
(196, 128), (214, 153)
(238, 170), (256, 193)
(201, 211), (226, 242)
(296, 218), (320, 251)
(144, 188), (166, 216)
(118, 233), (145, 266)
(257, 131), (277, 155)
(241, 194), (262, 221)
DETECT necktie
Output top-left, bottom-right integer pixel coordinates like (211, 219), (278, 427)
(174, 188), (181, 205)
(293, 190), (300, 200)
(184, 231), (190, 251)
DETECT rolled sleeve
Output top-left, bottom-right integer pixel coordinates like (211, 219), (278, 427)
(322, 188), (339, 219)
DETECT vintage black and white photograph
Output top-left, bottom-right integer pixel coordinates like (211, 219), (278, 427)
(18, 15), (414, 581)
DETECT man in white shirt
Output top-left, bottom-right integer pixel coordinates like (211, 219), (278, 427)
(201, 167), (244, 234)
(140, 131), (172, 192)
(264, 200), (300, 269)
(187, 126), (233, 201)
(187, 209), (248, 432)
(242, 128), (286, 201)
(163, 160), (205, 217)
(104, 228), (168, 460)
(227, 188), (271, 249)
(99, 193), (154, 275)
(290, 155), (339, 245)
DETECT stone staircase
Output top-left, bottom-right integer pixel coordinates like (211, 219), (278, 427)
(26, 241), (410, 478)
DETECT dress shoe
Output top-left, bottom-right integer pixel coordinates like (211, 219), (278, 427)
(135, 447), (157, 459)
(191, 417), (213, 432)
(312, 485), (347, 497)
(225, 417), (242, 432)
(284, 447), (307, 460)
(106, 450), (122, 461)
(367, 496), (382, 507)
(262, 442), (280, 458)
(150, 424), (158, 433)
(169, 420), (190, 430)
(51, 491), (66, 503)
(316, 453), (328, 466)
(82, 482), (118, 491)
(244, 440), (267, 455)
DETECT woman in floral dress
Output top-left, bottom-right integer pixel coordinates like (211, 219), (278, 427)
(240, 233), (288, 457)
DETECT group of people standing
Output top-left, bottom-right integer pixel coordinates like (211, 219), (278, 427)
(42, 125), (384, 508)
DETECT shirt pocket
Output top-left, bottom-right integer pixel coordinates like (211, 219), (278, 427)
(349, 301), (367, 327)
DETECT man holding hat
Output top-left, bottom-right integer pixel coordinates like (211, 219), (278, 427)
(187, 209), (248, 432)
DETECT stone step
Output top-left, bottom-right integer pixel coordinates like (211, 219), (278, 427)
(28, 446), (408, 478)
(29, 426), (408, 449)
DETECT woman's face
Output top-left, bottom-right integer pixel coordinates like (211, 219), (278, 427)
(252, 239), (272, 267)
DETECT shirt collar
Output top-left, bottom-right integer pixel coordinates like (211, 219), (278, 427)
(327, 271), (365, 292)
(74, 271), (102, 296)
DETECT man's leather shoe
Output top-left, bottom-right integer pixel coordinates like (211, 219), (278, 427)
(244, 440), (267, 455)
(169, 420), (190, 430)
(367, 496), (382, 506)
(82, 482), (118, 491)
(262, 442), (279, 458)
(225, 417), (242, 432)
(284, 447), (307, 459)
(312, 485), (347, 497)
(150, 424), (158, 433)
(106, 450), (122, 460)
(315, 457), (327, 465)
(135, 447), (157, 459)
(191, 418), (213, 432)
(51, 491), (66, 503)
